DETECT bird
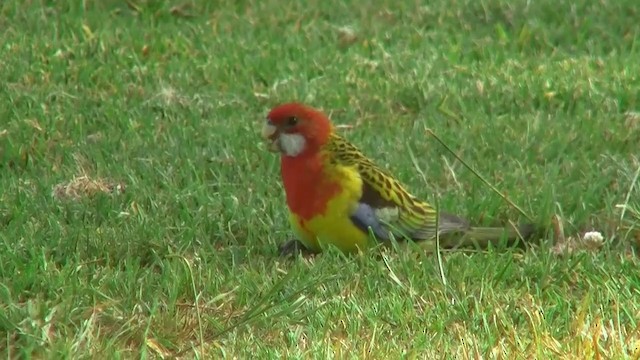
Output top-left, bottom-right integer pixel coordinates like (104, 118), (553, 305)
(261, 102), (534, 256)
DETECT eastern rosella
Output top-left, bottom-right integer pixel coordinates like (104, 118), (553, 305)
(261, 102), (534, 255)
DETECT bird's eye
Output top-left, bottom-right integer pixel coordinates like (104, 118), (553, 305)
(286, 116), (299, 127)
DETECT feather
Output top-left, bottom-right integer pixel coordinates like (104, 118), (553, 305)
(324, 133), (456, 242)
(350, 202), (390, 241)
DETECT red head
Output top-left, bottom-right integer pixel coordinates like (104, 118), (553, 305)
(261, 103), (333, 157)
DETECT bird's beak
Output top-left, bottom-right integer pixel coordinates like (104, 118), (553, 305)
(261, 121), (280, 152)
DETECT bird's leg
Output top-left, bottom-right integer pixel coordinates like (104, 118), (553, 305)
(278, 239), (319, 257)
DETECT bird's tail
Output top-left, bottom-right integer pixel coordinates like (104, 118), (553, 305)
(438, 223), (536, 250)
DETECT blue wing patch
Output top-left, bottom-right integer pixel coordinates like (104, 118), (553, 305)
(349, 202), (390, 241)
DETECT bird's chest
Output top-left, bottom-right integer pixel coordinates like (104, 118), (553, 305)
(281, 157), (365, 249)
(281, 161), (348, 220)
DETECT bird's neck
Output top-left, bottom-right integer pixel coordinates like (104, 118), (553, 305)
(280, 150), (341, 220)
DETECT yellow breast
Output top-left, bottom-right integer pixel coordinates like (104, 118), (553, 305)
(288, 162), (371, 253)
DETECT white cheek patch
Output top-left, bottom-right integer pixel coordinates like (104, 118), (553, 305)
(278, 133), (306, 156)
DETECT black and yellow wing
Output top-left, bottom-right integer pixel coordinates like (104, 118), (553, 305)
(325, 133), (469, 243)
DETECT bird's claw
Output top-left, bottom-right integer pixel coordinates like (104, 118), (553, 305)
(278, 239), (318, 257)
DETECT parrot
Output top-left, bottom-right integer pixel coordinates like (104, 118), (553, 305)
(261, 102), (535, 256)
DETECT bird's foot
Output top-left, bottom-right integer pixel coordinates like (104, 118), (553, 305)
(278, 239), (318, 258)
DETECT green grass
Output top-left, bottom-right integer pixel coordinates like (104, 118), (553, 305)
(1, 0), (640, 358)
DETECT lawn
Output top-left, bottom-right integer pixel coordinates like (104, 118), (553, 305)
(1, 0), (639, 358)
